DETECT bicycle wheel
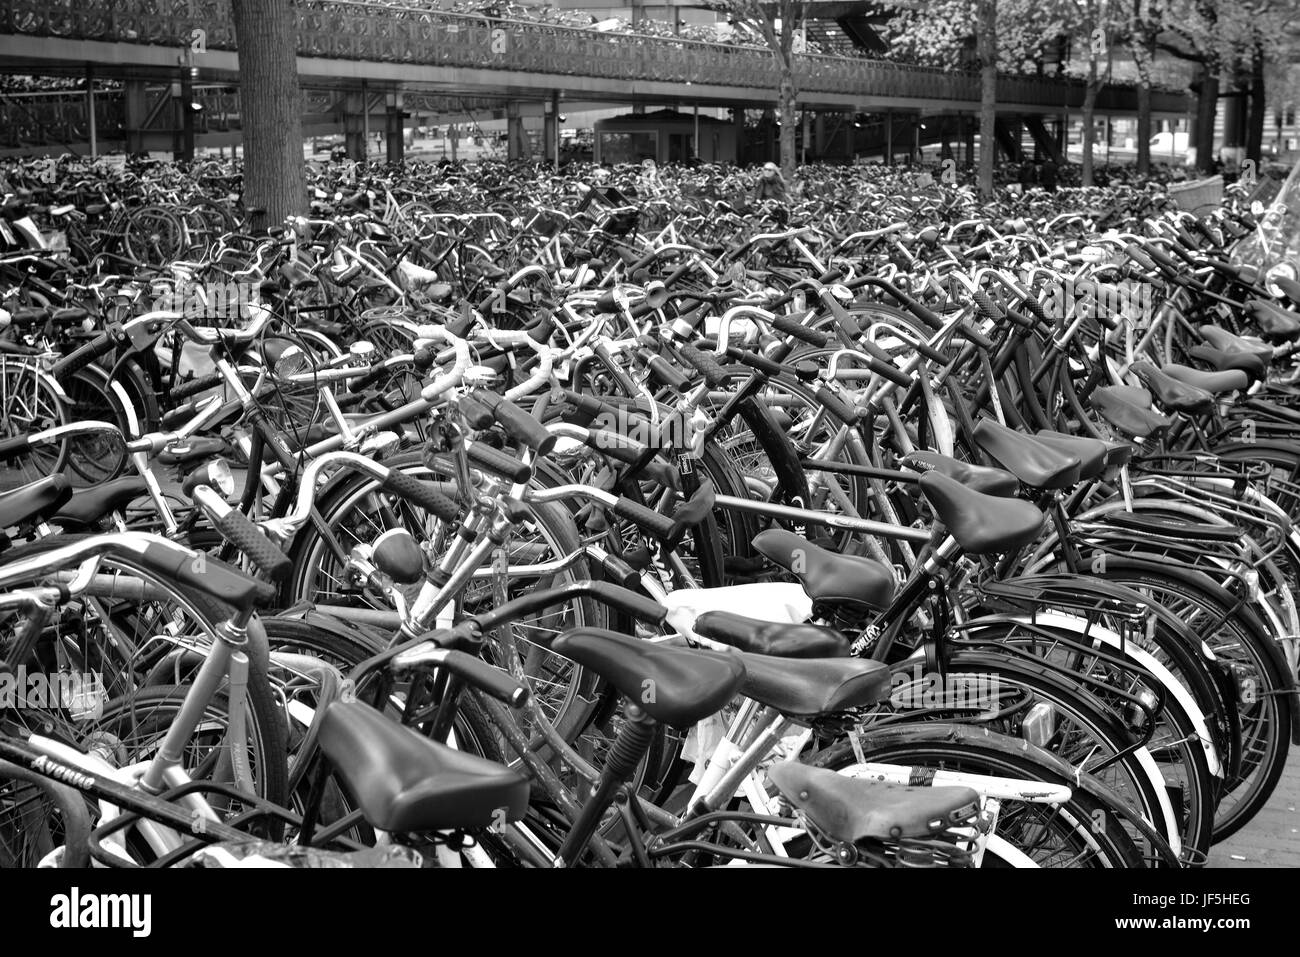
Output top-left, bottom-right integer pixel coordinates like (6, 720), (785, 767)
(123, 206), (185, 263)
(809, 724), (1150, 868)
(0, 757), (92, 868)
(868, 648), (1191, 860)
(283, 451), (604, 746)
(0, 356), (69, 491)
(1069, 557), (1292, 840)
(59, 367), (130, 487)
(0, 535), (288, 810)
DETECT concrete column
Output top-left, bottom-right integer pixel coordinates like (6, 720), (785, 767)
(178, 65), (195, 162)
(845, 111), (854, 161)
(733, 107), (745, 164)
(123, 79), (148, 154)
(343, 90), (366, 160)
(506, 101), (528, 161)
(885, 109), (893, 164)
(85, 64), (97, 158)
(814, 113), (826, 159)
(964, 115), (975, 166)
(385, 93), (405, 163)
(543, 92), (559, 168)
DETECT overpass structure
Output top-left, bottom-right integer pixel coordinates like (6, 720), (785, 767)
(0, 0), (1191, 159)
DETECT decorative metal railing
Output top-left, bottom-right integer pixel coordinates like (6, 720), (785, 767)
(1, 0), (1185, 110)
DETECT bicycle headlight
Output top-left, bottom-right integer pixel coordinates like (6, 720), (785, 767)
(182, 457), (236, 501)
(1265, 261), (1297, 298)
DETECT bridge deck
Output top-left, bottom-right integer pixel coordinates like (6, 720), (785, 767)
(1, 0), (1188, 115)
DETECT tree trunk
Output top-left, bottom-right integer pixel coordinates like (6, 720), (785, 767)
(1130, 32), (1153, 176)
(976, 0), (997, 198)
(1136, 80), (1151, 174)
(1246, 43), (1265, 166)
(1081, 61), (1098, 187)
(231, 0), (306, 230)
(778, 67), (797, 178)
(1195, 63), (1219, 174)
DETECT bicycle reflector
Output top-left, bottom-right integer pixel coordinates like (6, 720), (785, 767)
(1020, 701), (1057, 748)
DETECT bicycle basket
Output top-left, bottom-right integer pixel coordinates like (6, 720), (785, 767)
(1168, 175), (1224, 214)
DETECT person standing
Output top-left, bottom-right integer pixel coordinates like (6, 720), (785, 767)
(752, 161), (788, 202)
(1040, 157), (1059, 192)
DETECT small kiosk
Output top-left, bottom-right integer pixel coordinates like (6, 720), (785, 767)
(593, 109), (737, 165)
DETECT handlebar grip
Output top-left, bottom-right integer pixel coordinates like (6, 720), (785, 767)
(678, 343), (727, 387)
(457, 392), (496, 430)
(1145, 244), (1179, 271)
(471, 390), (557, 456)
(168, 371), (223, 403)
(528, 311), (556, 343)
(1124, 243), (1157, 271)
(770, 313), (829, 346)
(1191, 218), (1219, 245)
(627, 251), (659, 275)
(612, 496), (678, 541)
(865, 355), (912, 388)
(1002, 306), (1038, 330)
(956, 319), (996, 351)
(212, 508), (291, 582)
(0, 435), (29, 462)
(643, 352), (693, 392)
(818, 291), (863, 341)
(586, 580), (670, 624)
(465, 440), (533, 484)
(971, 289), (1005, 321)
(815, 384), (863, 424)
(658, 261), (695, 291)
(585, 429), (653, 464)
(161, 400), (199, 430)
(333, 390), (371, 411)
(816, 266), (844, 285)
(560, 389), (620, 427)
(53, 333), (115, 377)
(380, 468), (462, 523)
(440, 650), (530, 707)
(897, 295), (946, 334)
(347, 362), (390, 394)
(723, 346), (785, 377)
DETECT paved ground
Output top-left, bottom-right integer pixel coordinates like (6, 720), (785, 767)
(1209, 757), (1300, 867)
